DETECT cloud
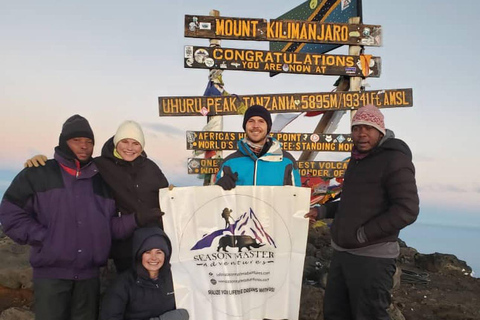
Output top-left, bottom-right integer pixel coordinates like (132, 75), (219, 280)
(413, 153), (434, 162)
(141, 122), (184, 137)
(419, 184), (468, 193)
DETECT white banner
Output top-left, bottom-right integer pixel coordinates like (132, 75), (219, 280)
(160, 186), (310, 320)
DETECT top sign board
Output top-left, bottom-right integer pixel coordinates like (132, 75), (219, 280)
(185, 15), (381, 46)
(270, 0), (363, 55)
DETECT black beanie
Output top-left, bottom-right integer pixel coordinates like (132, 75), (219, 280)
(59, 114), (94, 146)
(137, 235), (170, 260)
(242, 105), (272, 133)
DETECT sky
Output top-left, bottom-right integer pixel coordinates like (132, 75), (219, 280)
(1, 1), (480, 232)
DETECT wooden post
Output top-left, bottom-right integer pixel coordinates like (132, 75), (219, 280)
(348, 16), (363, 121)
(298, 16), (362, 162)
(203, 9), (223, 186)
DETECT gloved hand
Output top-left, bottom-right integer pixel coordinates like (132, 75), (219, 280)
(216, 166), (238, 190)
(135, 208), (165, 227)
(24, 154), (48, 168)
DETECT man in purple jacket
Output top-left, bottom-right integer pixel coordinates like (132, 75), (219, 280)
(0, 115), (137, 320)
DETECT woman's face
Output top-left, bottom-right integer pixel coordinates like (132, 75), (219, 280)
(142, 249), (165, 279)
(116, 138), (142, 161)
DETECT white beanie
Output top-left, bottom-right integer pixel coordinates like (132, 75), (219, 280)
(113, 120), (145, 149)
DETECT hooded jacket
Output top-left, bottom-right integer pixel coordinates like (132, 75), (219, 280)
(94, 137), (169, 261)
(100, 227), (176, 320)
(325, 131), (419, 249)
(216, 137), (301, 186)
(0, 150), (137, 280)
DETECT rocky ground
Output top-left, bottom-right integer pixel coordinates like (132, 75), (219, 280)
(299, 221), (480, 320)
(1, 225), (479, 320)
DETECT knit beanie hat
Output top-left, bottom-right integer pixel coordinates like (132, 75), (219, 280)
(242, 105), (272, 133)
(351, 104), (386, 135)
(138, 235), (170, 260)
(59, 114), (94, 145)
(113, 120), (145, 149)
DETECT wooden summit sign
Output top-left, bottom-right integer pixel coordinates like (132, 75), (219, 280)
(159, 88), (413, 116)
(184, 46), (381, 77)
(184, 15), (382, 46)
(188, 158), (349, 178)
(186, 131), (353, 152)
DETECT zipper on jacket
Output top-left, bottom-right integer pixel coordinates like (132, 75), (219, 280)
(75, 159), (80, 178)
(253, 160), (258, 185)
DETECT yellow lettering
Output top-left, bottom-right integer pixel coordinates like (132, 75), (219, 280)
(308, 23), (316, 40)
(291, 22), (300, 39)
(299, 24), (307, 39)
(216, 19), (225, 36)
(267, 21), (274, 38)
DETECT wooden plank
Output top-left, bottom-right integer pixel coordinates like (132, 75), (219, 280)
(186, 131), (352, 152)
(185, 15), (382, 46)
(184, 46), (381, 77)
(188, 158), (349, 178)
(159, 88), (413, 116)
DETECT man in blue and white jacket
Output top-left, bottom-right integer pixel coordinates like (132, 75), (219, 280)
(216, 104), (301, 189)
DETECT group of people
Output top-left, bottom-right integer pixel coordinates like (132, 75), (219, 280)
(0, 103), (419, 320)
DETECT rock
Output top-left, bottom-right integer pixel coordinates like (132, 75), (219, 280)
(398, 246), (418, 265)
(392, 266), (402, 291)
(388, 303), (406, 320)
(305, 243), (317, 257)
(307, 224), (331, 249)
(0, 238), (32, 289)
(299, 284), (323, 320)
(414, 252), (472, 275)
(398, 238), (407, 248)
(302, 256), (329, 289)
(315, 246), (333, 263)
(0, 269), (32, 290)
(0, 307), (34, 320)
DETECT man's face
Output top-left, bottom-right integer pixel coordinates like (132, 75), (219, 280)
(352, 124), (383, 153)
(66, 137), (94, 161)
(245, 116), (268, 144)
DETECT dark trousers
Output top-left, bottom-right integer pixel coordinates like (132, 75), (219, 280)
(323, 250), (396, 320)
(34, 278), (100, 320)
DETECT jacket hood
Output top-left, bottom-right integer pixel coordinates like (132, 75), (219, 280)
(54, 149), (97, 179)
(101, 136), (147, 164)
(377, 129), (413, 160)
(132, 227), (172, 278)
(237, 137), (283, 161)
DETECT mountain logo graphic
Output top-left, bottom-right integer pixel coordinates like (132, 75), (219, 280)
(191, 207), (276, 252)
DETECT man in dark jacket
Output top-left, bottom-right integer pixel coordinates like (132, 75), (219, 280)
(305, 105), (419, 320)
(0, 115), (137, 320)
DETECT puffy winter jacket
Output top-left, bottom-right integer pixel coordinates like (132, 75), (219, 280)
(100, 227), (179, 320)
(94, 137), (169, 262)
(325, 132), (419, 249)
(0, 151), (136, 280)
